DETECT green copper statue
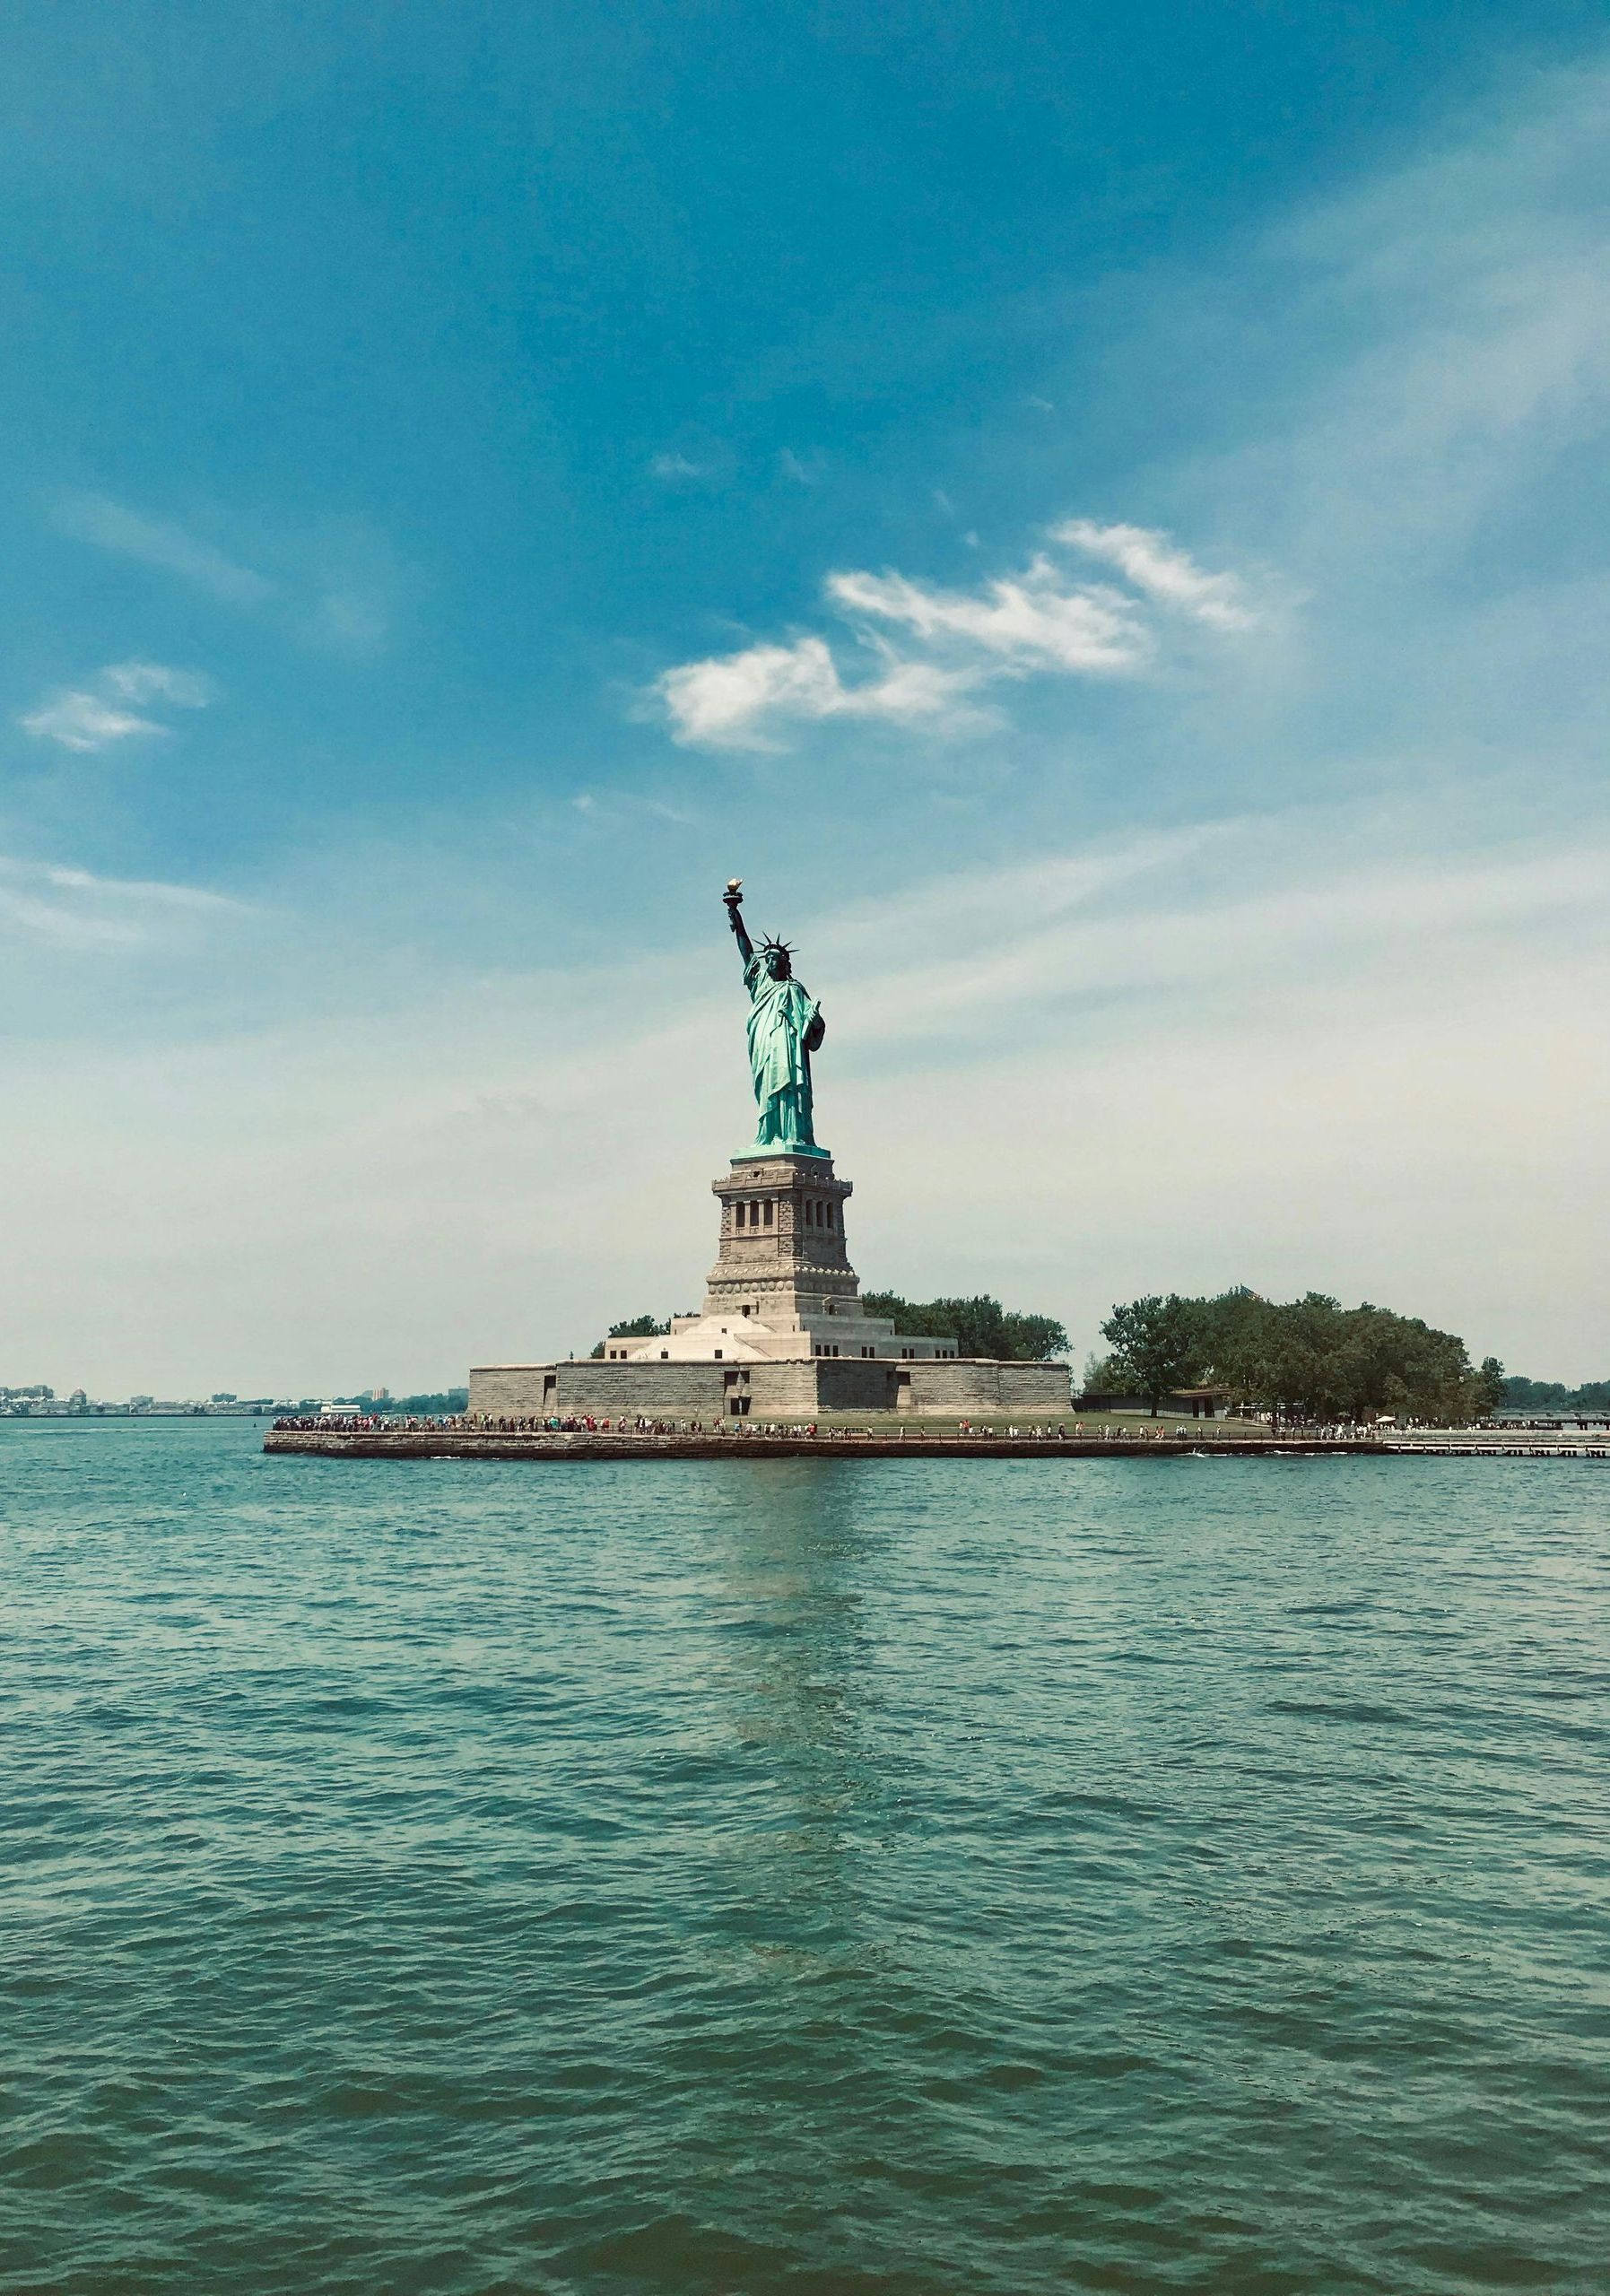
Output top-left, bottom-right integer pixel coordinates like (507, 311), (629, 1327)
(723, 879), (829, 1158)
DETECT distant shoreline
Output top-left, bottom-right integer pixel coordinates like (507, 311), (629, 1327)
(0, 1410), (272, 1422)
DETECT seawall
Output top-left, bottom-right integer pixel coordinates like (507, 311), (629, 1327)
(257, 1430), (1609, 1464)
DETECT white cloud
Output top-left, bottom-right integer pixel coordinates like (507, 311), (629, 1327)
(49, 495), (399, 655)
(19, 661), (215, 751)
(658, 634), (986, 750)
(103, 660), (213, 708)
(0, 854), (243, 947)
(656, 526), (1247, 749)
(296, 515), (405, 657)
(662, 637), (837, 746)
(20, 692), (161, 752)
(1106, 61), (1610, 669)
(650, 63), (1603, 763)
(51, 491), (274, 604)
(649, 451), (712, 483)
(829, 558), (1151, 671)
(569, 787), (700, 826)
(1055, 520), (1256, 630)
(26, 862), (237, 910)
(311, 585), (390, 652)
(827, 829), (1610, 1050)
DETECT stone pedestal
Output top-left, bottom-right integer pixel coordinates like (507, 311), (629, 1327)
(705, 1152), (858, 1321)
(470, 1149), (1069, 1420)
(592, 1151), (953, 1369)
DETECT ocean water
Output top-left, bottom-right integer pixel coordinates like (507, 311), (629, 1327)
(3, 1420), (1606, 2295)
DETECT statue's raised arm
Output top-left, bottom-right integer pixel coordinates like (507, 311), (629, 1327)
(720, 879), (828, 1158)
(723, 878), (754, 968)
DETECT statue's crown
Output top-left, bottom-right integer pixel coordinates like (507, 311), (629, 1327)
(760, 934), (795, 957)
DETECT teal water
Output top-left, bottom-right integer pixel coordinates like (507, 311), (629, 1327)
(3, 1421), (1606, 2294)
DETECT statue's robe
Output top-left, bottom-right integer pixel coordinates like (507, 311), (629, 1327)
(744, 958), (821, 1148)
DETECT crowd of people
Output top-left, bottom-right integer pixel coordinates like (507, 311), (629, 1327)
(273, 1413), (720, 1436)
(460, 1414), (714, 1435)
(271, 1413), (416, 1434)
(273, 1413), (1248, 1441)
(270, 1411), (1438, 1443)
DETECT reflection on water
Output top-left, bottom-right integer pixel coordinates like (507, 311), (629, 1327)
(2, 1420), (1606, 2296)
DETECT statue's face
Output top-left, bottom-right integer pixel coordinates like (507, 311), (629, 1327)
(763, 947), (791, 979)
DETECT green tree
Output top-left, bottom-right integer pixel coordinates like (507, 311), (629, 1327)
(589, 1313), (670, 1360)
(1081, 1350), (1126, 1393)
(1499, 1374), (1610, 1413)
(1474, 1356), (1506, 1418)
(1501, 1375), (1571, 1409)
(859, 1292), (1068, 1361)
(1100, 1294), (1203, 1415)
(1187, 1289), (1493, 1426)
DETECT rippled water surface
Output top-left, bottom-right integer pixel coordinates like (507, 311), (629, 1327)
(3, 1420), (1607, 2293)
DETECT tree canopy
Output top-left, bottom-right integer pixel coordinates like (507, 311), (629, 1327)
(587, 1300), (1069, 1361)
(1501, 1374), (1610, 1412)
(859, 1292), (1069, 1361)
(1095, 1288), (1502, 1423)
(1098, 1295), (1201, 1412)
(589, 1314), (671, 1360)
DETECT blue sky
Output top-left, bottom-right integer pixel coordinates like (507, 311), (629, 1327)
(3, 2), (1607, 1392)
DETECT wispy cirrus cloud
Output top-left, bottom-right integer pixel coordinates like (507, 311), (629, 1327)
(51, 491), (275, 605)
(20, 659), (214, 752)
(102, 661), (213, 708)
(0, 853), (244, 947)
(1055, 521), (1256, 630)
(49, 492), (403, 656)
(21, 691), (161, 752)
(657, 523), (1253, 750)
(827, 560), (1149, 671)
(649, 451), (715, 483)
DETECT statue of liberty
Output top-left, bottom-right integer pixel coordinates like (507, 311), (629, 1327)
(722, 880), (829, 1157)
